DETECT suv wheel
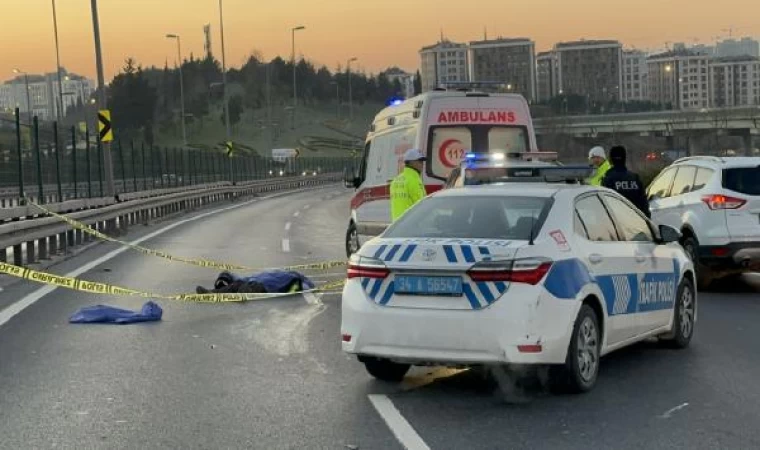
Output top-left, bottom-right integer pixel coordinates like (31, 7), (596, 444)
(550, 304), (600, 394)
(682, 235), (713, 290)
(660, 279), (696, 348)
(362, 357), (410, 382)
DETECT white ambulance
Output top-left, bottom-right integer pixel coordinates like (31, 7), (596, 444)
(344, 90), (539, 256)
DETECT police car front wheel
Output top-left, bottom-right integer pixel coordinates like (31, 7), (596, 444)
(659, 279), (696, 349)
(551, 304), (600, 394)
(361, 357), (410, 382)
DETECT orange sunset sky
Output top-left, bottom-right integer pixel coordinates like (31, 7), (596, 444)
(1, 0), (758, 83)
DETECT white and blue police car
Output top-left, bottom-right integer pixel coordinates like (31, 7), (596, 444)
(341, 180), (696, 393)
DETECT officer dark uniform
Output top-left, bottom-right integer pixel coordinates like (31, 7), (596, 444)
(601, 145), (651, 218)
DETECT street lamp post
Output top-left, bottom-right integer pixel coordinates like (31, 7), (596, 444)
(218, 0), (234, 183)
(12, 69), (33, 125)
(90, 0), (115, 196)
(331, 81), (340, 118)
(291, 25), (305, 130)
(166, 34), (187, 150)
(347, 57), (357, 121)
(52, 0), (66, 120)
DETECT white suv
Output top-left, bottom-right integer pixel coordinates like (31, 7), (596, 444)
(647, 156), (760, 287)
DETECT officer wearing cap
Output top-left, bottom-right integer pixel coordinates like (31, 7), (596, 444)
(586, 146), (610, 186)
(602, 145), (651, 218)
(390, 149), (427, 221)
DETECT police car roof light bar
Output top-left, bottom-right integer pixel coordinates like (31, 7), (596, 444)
(464, 151), (559, 162)
(465, 165), (593, 186)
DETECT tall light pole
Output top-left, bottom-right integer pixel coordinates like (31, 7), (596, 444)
(166, 34), (187, 149)
(330, 81), (340, 118)
(12, 69), (33, 125)
(51, 0), (66, 120)
(291, 25), (305, 130)
(347, 57), (357, 121)
(90, 0), (114, 196)
(218, 0), (233, 183)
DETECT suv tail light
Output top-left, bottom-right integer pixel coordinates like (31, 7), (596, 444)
(702, 194), (747, 210)
(347, 255), (389, 279)
(467, 258), (552, 285)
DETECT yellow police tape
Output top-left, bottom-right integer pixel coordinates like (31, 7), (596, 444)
(28, 200), (346, 273)
(0, 261), (346, 303)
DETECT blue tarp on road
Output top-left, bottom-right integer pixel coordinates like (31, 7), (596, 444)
(69, 301), (163, 324)
(219, 270), (315, 292)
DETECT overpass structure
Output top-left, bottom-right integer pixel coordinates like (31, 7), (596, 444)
(533, 107), (760, 153)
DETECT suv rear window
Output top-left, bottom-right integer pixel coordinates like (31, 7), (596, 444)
(384, 196), (551, 241)
(722, 167), (760, 196)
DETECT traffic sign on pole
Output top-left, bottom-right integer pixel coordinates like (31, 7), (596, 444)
(225, 141), (233, 158)
(98, 109), (113, 142)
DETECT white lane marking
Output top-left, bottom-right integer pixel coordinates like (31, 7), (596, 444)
(660, 402), (689, 419)
(303, 204), (311, 210)
(0, 187), (329, 330)
(284, 222), (291, 231)
(368, 394), (430, 450)
(293, 211), (300, 217)
(282, 238), (290, 253)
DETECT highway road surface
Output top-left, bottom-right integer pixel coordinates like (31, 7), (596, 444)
(1, 184), (759, 449)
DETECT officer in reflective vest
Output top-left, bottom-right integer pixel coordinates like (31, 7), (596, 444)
(390, 149), (427, 221)
(586, 146), (611, 186)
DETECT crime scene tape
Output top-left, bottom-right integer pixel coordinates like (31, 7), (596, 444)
(0, 261), (346, 304)
(28, 200), (346, 273)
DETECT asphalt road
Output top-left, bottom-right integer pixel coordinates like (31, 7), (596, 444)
(1, 185), (759, 450)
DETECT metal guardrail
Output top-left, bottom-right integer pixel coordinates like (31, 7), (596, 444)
(0, 174), (342, 267)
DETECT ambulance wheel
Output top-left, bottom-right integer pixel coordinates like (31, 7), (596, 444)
(659, 280), (695, 349)
(362, 357), (410, 382)
(346, 222), (360, 257)
(550, 304), (600, 394)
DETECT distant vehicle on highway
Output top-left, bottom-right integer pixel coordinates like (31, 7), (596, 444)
(343, 89), (539, 256)
(341, 182), (695, 393)
(647, 155), (760, 287)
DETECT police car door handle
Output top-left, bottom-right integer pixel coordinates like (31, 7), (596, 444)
(589, 254), (603, 265)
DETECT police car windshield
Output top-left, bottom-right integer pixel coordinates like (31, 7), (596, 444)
(384, 196), (551, 240)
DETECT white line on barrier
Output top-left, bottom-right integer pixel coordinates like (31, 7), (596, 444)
(0, 185), (336, 330)
(368, 394), (430, 450)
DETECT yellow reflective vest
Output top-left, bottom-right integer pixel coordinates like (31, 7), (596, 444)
(390, 166), (425, 221)
(587, 160), (611, 186)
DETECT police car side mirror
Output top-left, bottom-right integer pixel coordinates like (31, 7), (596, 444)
(658, 224), (681, 244)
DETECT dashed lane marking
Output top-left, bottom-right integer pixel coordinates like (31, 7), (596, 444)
(282, 239), (291, 253)
(293, 211), (300, 218)
(369, 394), (430, 450)
(284, 222), (292, 231)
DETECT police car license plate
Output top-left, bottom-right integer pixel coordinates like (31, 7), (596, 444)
(394, 276), (463, 296)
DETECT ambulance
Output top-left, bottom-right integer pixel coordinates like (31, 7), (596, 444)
(344, 90), (539, 256)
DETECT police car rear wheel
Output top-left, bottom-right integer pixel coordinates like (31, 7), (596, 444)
(346, 222), (360, 257)
(362, 357), (410, 382)
(660, 280), (695, 349)
(551, 305), (600, 394)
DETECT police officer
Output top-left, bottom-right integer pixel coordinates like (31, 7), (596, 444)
(390, 149), (427, 221)
(586, 146), (610, 186)
(602, 145), (651, 218)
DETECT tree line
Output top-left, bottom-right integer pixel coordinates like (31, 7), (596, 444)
(104, 53), (421, 145)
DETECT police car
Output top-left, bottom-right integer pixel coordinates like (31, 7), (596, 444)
(341, 180), (696, 393)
